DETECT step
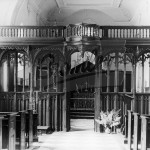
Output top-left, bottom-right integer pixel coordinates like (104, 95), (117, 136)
(70, 115), (94, 119)
(71, 112), (94, 116)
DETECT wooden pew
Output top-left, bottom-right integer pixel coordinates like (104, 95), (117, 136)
(16, 111), (26, 150)
(0, 110), (38, 150)
(133, 113), (141, 150)
(127, 110), (134, 150)
(0, 112), (17, 150)
(25, 110), (38, 148)
(140, 115), (150, 150)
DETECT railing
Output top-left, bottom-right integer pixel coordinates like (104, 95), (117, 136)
(37, 92), (64, 130)
(136, 93), (150, 114)
(101, 92), (129, 111)
(101, 92), (150, 116)
(0, 26), (65, 38)
(70, 92), (94, 110)
(0, 91), (64, 130)
(101, 26), (150, 39)
(1, 25), (150, 41)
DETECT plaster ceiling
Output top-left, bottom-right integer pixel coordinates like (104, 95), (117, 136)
(31, 0), (143, 25)
(0, 0), (149, 26)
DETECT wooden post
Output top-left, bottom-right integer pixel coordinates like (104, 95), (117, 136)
(94, 49), (102, 132)
(62, 64), (67, 131)
(128, 110), (133, 150)
(149, 95), (150, 115)
(133, 113), (140, 150)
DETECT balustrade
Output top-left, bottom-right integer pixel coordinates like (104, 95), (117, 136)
(0, 26), (64, 39)
(101, 26), (150, 39)
(1, 25), (150, 40)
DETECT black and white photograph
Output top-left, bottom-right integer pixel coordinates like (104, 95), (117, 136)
(0, 0), (150, 149)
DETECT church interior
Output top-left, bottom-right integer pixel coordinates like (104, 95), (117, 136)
(0, 0), (150, 149)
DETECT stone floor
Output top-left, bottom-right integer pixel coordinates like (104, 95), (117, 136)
(32, 119), (128, 150)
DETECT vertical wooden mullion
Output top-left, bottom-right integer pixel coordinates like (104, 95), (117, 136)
(132, 49), (137, 112)
(6, 54), (10, 111)
(49, 96), (52, 130)
(39, 60), (42, 92)
(13, 52), (18, 112)
(141, 54), (144, 114)
(123, 54), (126, 92)
(55, 95), (58, 131)
(38, 98), (41, 125)
(60, 95), (62, 131)
(0, 64), (2, 93)
(52, 96), (55, 130)
(55, 65), (58, 131)
(22, 54), (25, 111)
(148, 58), (150, 114)
(46, 61), (50, 126)
(62, 64), (67, 131)
(106, 56), (110, 111)
(42, 98), (46, 126)
(29, 47), (34, 111)
(94, 49), (102, 132)
(7, 54), (10, 92)
(114, 52), (119, 110)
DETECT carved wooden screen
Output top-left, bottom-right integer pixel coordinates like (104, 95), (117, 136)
(101, 52), (132, 112)
(0, 51), (30, 112)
